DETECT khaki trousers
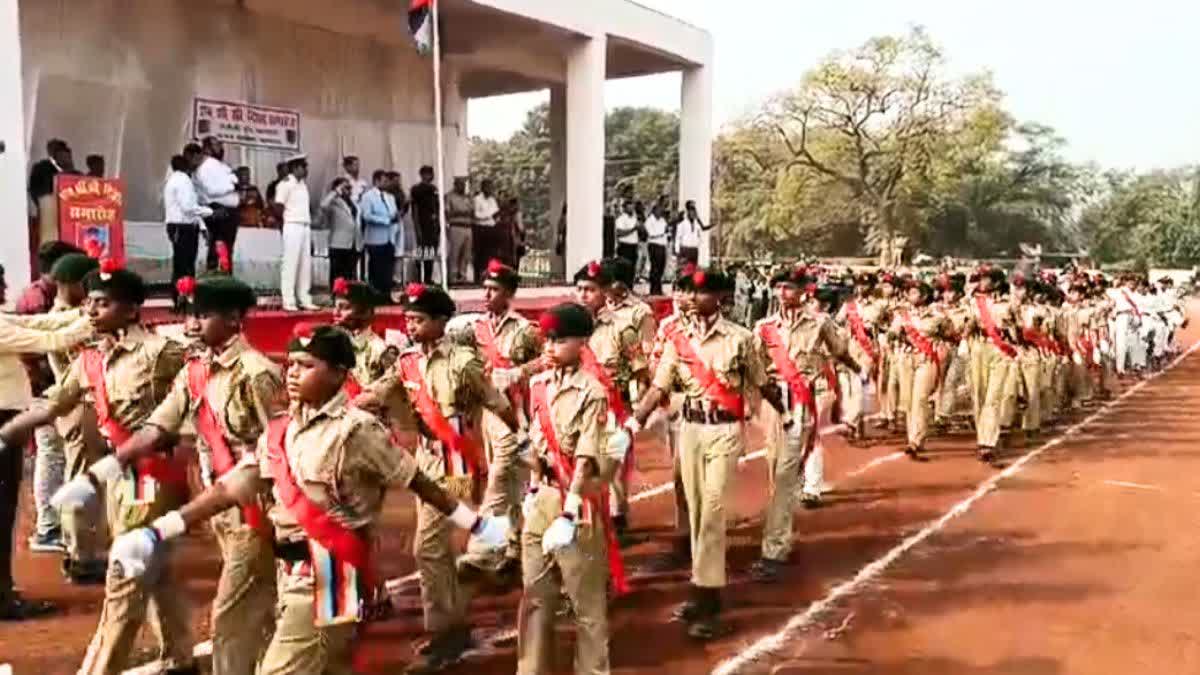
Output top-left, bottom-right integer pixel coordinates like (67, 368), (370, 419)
(679, 420), (742, 588)
(59, 405), (108, 564)
(77, 545), (193, 675)
(666, 410), (690, 540)
(968, 338), (989, 424)
(905, 357), (939, 449)
(896, 351), (915, 414)
(1066, 359), (1093, 409)
(761, 405), (814, 562)
(936, 350), (969, 421)
(448, 225), (473, 283)
(414, 445), (468, 634)
(878, 346), (899, 422)
(259, 570), (357, 675)
(976, 345), (1016, 449)
(1014, 348), (1042, 432)
(211, 512), (278, 675)
(839, 366), (865, 428)
(517, 489), (609, 675)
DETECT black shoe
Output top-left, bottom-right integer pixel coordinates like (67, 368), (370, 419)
(671, 585), (704, 623)
(978, 447), (998, 465)
(62, 558), (107, 585)
(801, 493), (823, 509)
(0, 593), (55, 621)
(749, 558), (785, 583)
(408, 628), (471, 673)
(904, 446), (930, 462)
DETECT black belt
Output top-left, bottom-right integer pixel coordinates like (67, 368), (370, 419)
(274, 540), (309, 563)
(681, 402), (742, 425)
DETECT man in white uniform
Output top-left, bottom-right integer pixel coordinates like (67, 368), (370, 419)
(274, 154), (317, 311)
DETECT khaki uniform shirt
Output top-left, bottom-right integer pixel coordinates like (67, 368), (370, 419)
(478, 310), (541, 368)
(0, 308), (93, 410)
(255, 392), (418, 543)
(835, 297), (885, 369)
(348, 327), (400, 386)
(891, 305), (951, 349)
(609, 295), (657, 355)
(652, 315), (766, 407)
(590, 307), (647, 400)
(754, 309), (847, 381)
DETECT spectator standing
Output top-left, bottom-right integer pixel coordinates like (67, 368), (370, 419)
(510, 196), (527, 270)
(410, 165), (440, 283)
(193, 136), (241, 271)
(319, 177), (362, 282)
(386, 170), (410, 285)
(494, 193), (518, 267)
(472, 178), (500, 281)
(361, 170), (399, 299)
(85, 154), (105, 178)
(674, 199), (709, 266)
(615, 200), (639, 266)
(645, 203), (669, 295)
(263, 162), (288, 228)
(445, 176), (474, 283)
(341, 155), (369, 206)
(163, 154), (212, 308)
(274, 154), (317, 311)
(28, 139), (76, 272)
(235, 166), (265, 229)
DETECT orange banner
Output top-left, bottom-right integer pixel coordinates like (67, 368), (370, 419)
(57, 175), (126, 264)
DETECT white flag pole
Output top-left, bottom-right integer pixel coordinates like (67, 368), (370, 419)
(432, 0), (450, 286)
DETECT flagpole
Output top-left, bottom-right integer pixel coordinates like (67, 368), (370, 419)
(432, 0), (449, 287)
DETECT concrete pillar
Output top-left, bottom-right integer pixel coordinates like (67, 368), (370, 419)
(548, 85), (567, 277)
(0, 0), (30, 289)
(679, 63), (713, 265)
(564, 34), (606, 276)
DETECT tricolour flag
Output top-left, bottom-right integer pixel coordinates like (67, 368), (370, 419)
(409, 0), (434, 56)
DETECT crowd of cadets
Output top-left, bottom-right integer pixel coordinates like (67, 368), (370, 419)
(0, 248), (1187, 675)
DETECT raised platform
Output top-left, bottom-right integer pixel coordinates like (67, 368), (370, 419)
(143, 286), (675, 354)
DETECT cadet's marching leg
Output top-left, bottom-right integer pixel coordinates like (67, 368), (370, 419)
(905, 358), (938, 458)
(753, 405), (812, 581)
(259, 571), (357, 675)
(210, 516), (277, 675)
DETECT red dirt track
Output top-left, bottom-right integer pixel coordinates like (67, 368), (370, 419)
(4, 303), (1199, 674)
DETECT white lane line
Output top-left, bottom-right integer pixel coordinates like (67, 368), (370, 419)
(711, 340), (1200, 675)
(1102, 480), (1166, 491)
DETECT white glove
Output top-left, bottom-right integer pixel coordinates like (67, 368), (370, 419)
(522, 488), (540, 519)
(1072, 352), (1084, 366)
(469, 515), (511, 551)
(958, 340), (969, 357)
(52, 455), (122, 509)
(541, 515), (577, 555)
(491, 367), (522, 391)
(1092, 348), (1102, 364)
(109, 527), (160, 579)
(606, 428), (632, 463)
(1100, 339), (1111, 354)
(622, 417), (643, 435)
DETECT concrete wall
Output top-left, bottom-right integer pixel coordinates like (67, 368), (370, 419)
(1, 0), (30, 286)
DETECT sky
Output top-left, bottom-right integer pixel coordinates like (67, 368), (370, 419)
(467, 0), (1200, 171)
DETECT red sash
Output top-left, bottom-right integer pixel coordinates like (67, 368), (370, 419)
(757, 323), (818, 423)
(475, 316), (528, 414)
(80, 348), (188, 497)
(668, 329), (745, 418)
(578, 346), (636, 480)
(974, 295), (1017, 358)
(342, 373), (363, 400)
(186, 359), (266, 531)
(1121, 290), (1142, 320)
(901, 310), (943, 387)
(846, 301), (878, 363)
(397, 352), (485, 477)
(530, 380), (628, 595)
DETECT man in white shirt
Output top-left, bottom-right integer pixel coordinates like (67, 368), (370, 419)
(473, 178), (500, 282)
(644, 203), (670, 294)
(341, 155), (370, 207)
(615, 200), (640, 268)
(674, 199), (709, 266)
(193, 136), (242, 271)
(163, 154), (213, 308)
(273, 155), (317, 311)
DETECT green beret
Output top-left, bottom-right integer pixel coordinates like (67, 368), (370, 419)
(50, 253), (100, 284)
(400, 283), (456, 319)
(538, 303), (594, 339)
(573, 260), (612, 286)
(194, 276), (257, 315)
(84, 263), (146, 305)
(602, 257), (636, 287)
(332, 278), (386, 308)
(287, 323), (356, 370)
(481, 259), (520, 291)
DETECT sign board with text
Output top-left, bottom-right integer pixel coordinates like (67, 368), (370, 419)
(192, 97), (301, 151)
(56, 175), (126, 264)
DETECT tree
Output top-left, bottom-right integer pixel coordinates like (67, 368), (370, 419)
(1078, 168), (1200, 267)
(757, 27), (1003, 254)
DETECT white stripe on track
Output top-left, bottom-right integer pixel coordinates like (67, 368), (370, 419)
(711, 340), (1200, 675)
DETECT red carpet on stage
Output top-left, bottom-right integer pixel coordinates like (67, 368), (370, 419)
(143, 289), (675, 355)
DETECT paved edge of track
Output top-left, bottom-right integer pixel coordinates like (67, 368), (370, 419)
(709, 340), (1200, 675)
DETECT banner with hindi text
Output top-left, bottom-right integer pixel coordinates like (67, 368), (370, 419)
(192, 97), (302, 151)
(57, 175), (126, 264)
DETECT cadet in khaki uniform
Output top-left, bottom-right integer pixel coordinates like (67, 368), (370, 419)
(519, 303), (627, 675)
(874, 273), (903, 432)
(332, 277), (403, 388)
(934, 274), (971, 428)
(628, 268), (773, 640)
(964, 267), (1019, 463)
(600, 257), (655, 538)
(889, 280), (951, 460)
(1062, 280), (1097, 409)
(3, 263), (194, 673)
(363, 284), (520, 672)
(64, 275), (283, 675)
(835, 272), (887, 443)
(101, 325), (510, 675)
(1004, 274), (1045, 438)
(460, 259), (541, 579)
(750, 268), (861, 583)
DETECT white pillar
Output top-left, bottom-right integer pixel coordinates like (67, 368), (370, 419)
(0, 0), (30, 289)
(679, 63), (713, 265)
(548, 85), (567, 276)
(564, 34), (606, 276)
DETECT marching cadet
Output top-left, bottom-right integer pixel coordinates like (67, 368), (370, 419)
(934, 273), (971, 430)
(1062, 279), (1097, 410)
(361, 283), (521, 672)
(572, 261), (648, 544)
(836, 272), (886, 444)
(331, 277), (403, 391)
(889, 280), (950, 461)
(750, 267), (862, 583)
(100, 324), (510, 675)
(1006, 273), (1045, 440)
(0, 261), (194, 673)
(55, 273), (281, 675)
(518, 302), (630, 675)
(627, 268), (781, 640)
(874, 272), (903, 433)
(458, 259), (541, 583)
(965, 267), (1019, 464)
